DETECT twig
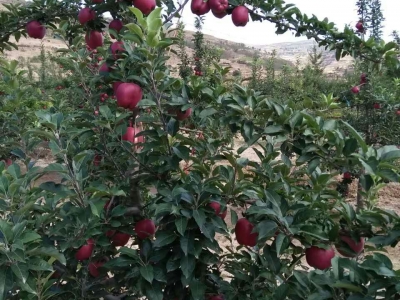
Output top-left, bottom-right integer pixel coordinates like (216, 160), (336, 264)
(163, 0), (190, 25)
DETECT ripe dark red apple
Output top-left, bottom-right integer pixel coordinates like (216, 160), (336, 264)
(26, 20), (46, 39)
(208, 202), (227, 219)
(212, 10), (227, 19)
(109, 19), (124, 39)
(305, 246), (335, 270)
(235, 218), (258, 247)
(133, 0), (156, 15)
(93, 154), (102, 166)
(336, 236), (365, 257)
(110, 41), (124, 59)
(93, 0), (103, 3)
(176, 108), (192, 121)
(106, 230), (116, 237)
(373, 103), (381, 109)
(85, 31), (104, 50)
(88, 261), (104, 277)
(208, 296), (224, 300)
(191, 0), (210, 16)
(135, 219), (156, 239)
(113, 81), (124, 94)
(396, 110), (400, 116)
(99, 63), (110, 76)
(360, 73), (367, 84)
(111, 232), (130, 247)
(78, 7), (96, 25)
(232, 6), (249, 27)
(209, 0), (228, 13)
(116, 83), (143, 109)
(351, 86), (360, 94)
(343, 172), (351, 179)
(356, 21), (364, 33)
(75, 240), (95, 261)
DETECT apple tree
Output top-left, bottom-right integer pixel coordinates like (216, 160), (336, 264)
(0, 0), (400, 300)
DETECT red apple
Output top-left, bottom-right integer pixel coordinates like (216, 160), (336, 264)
(343, 172), (351, 179)
(133, 0), (156, 15)
(78, 7), (96, 25)
(208, 202), (227, 219)
(355, 21), (364, 33)
(208, 296), (224, 300)
(111, 232), (130, 247)
(396, 110), (400, 116)
(110, 41), (124, 59)
(99, 62), (110, 76)
(85, 30), (104, 50)
(373, 103), (381, 109)
(235, 218), (258, 247)
(232, 6), (249, 27)
(176, 108), (192, 121)
(75, 240), (95, 261)
(212, 10), (227, 19)
(113, 81), (124, 94)
(109, 19), (124, 39)
(88, 261), (104, 277)
(26, 20), (46, 39)
(351, 86), (360, 94)
(116, 83), (143, 109)
(135, 219), (156, 239)
(105, 230), (116, 237)
(360, 73), (367, 84)
(3, 159), (12, 167)
(305, 246), (335, 270)
(93, 154), (102, 166)
(209, 0), (228, 13)
(93, 0), (103, 3)
(122, 126), (136, 143)
(336, 236), (365, 257)
(191, 0), (210, 15)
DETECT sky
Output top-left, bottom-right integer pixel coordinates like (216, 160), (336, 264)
(178, 0), (400, 45)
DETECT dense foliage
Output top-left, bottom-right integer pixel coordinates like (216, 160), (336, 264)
(0, 0), (400, 300)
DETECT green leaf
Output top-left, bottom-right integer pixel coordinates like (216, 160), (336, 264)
(153, 231), (176, 248)
(273, 284), (289, 300)
(230, 209), (238, 226)
(332, 281), (363, 292)
(175, 217), (188, 236)
(99, 105), (113, 119)
(6, 164), (21, 179)
(11, 263), (28, 284)
(189, 278), (206, 300)
(343, 138), (358, 156)
(28, 247), (66, 265)
(173, 146), (190, 160)
(199, 108), (217, 118)
(20, 232), (41, 244)
(167, 118), (179, 137)
(181, 255), (195, 278)
(263, 245), (281, 274)
(341, 121), (367, 153)
(129, 7), (146, 28)
(140, 265), (154, 283)
(0, 268), (5, 300)
(275, 234), (290, 255)
(125, 23), (144, 38)
(119, 247), (138, 258)
(255, 220), (277, 240)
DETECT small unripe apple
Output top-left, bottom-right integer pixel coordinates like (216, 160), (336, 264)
(78, 7), (96, 25)
(212, 10), (227, 19)
(135, 219), (156, 239)
(99, 63), (110, 76)
(176, 108), (192, 121)
(88, 261), (104, 277)
(351, 86), (360, 94)
(305, 246), (335, 270)
(116, 83), (143, 109)
(209, 0), (228, 13)
(111, 232), (130, 247)
(26, 20), (46, 39)
(191, 0), (210, 15)
(85, 30), (104, 50)
(336, 236), (365, 257)
(235, 218), (258, 247)
(208, 202), (227, 219)
(109, 19), (124, 39)
(360, 73), (367, 84)
(232, 6), (249, 27)
(133, 0), (156, 15)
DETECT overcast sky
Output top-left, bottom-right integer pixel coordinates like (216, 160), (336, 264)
(178, 0), (399, 45)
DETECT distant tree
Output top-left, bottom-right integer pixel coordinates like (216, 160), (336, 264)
(307, 44), (324, 74)
(176, 22), (192, 79)
(392, 31), (400, 45)
(356, 0), (385, 41)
